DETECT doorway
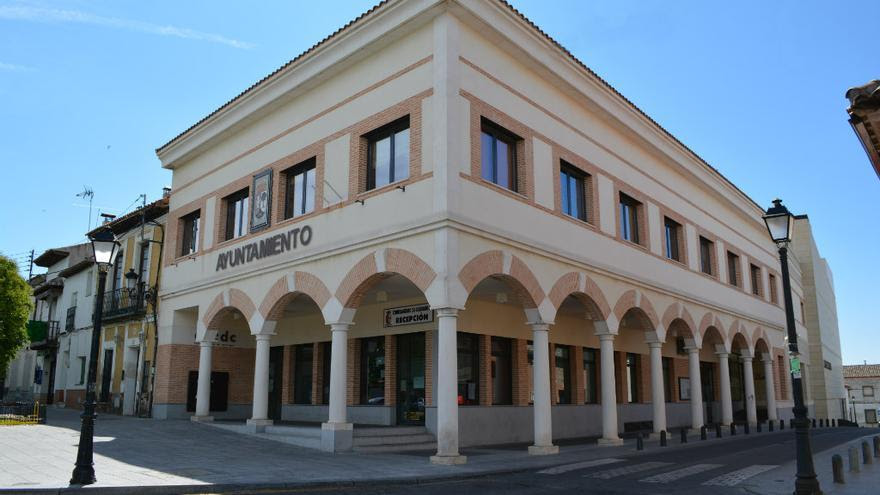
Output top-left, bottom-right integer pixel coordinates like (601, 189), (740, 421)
(268, 346), (284, 421)
(100, 349), (113, 403)
(701, 361), (715, 424)
(396, 332), (425, 425)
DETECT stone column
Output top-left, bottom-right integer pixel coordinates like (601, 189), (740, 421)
(430, 308), (466, 464)
(762, 353), (778, 421)
(716, 349), (734, 426)
(529, 323), (558, 455)
(742, 354), (758, 426)
(191, 340), (213, 422)
(687, 346), (704, 430)
(598, 333), (622, 445)
(321, 323), (353, 452)
(648, 341), (667, 435)
(247, 333), (273, 431)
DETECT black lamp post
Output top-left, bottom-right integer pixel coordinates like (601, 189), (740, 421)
(762, 199), (821, 495)
(70, 227), (119, 486)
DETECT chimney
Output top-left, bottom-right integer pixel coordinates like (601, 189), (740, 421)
(162, 187), (171, 198)
(100, 213), (116, 224)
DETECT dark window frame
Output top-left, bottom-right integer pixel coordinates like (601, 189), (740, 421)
(457, 332), (480, 406)
(664, 217), (682, 262)
(619, 193), (641, 244)
(283, 157), (317, 220)
(583, 347), (598, 404)
(480, 118), (519, 192)
(750, 264), (762, 296)
(223, 188), (249, 241)
(727, 251), (740, 287)
(662, 356), (673, 402)
(359, 336), (385, 405)
(626, 352), (639, 403)
(365, 115), (410, 191)
(292, 344), (313, 405)
(555, 345), (572, 404)
(490, 337), (513, 405)
(769, 273), (778, 303)
(180, 210), (200, 256)
(699, 236), (714, 275)
(560, 161), (588, 222)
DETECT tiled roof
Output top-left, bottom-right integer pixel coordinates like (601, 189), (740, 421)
(156, 0), (762, 212)
(86, 197), (169, 238)
(843, 364), (880, 378)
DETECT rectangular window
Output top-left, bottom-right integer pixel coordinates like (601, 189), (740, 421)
(867, 409), (878, 423)
(662, 357), (672, 402)
(78, 357), (87, 385)
(491, 337), (512, 405)
(138, 242), (150, 282)
(699, 236), (714, 275)
(750, 264), (762, 296)
(727, 251), (740, 287)
(284, 158), (317, 219)
(457, 332), (479, 405)
(224, 189), (249, 241)
(664, 217), (682, 261)
(293, 344), (313, 404)
(800, 301), (806, 323)
(480, 118), (519, 191)
(583, 347), (598, 404)
(864, 386), (874, 397)
(321, 341), (331, 405)
(560, 162), (587, 221)
(112, 250), (124, 291)
(555, 345), (571, 404)
(85, 269), (93, 297)
(366, 116), (410, 190)
(619, 193), (641, 244)
(769, 274), (778, 303)
(180, 211), (200, 256)
(360, 337), (385, 405)
(626, 353), (639, 403)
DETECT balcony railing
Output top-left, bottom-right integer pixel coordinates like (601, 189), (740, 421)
(65, 306), (76, 332)
(102, 282), (147, 321)
(27, 320), (60, 350)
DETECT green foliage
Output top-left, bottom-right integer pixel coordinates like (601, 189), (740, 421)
(0, 255), (32, 380)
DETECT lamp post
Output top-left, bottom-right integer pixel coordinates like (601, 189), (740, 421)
(70, 227), (119, 486)
(762, 199), (821, 495)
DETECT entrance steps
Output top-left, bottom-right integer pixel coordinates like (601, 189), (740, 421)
(352, 426), (436, 453)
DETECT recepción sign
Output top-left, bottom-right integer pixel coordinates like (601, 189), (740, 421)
(384, 304), (433, 328)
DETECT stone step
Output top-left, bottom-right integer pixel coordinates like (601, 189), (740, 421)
(353, 433), (436, 446)
(353, 426), (428, 437)
(352, 441), (437, 453)
(255, 432), (322, 450)
(264, 425), (321, 437)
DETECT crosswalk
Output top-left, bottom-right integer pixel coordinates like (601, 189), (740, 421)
(539, 457), (778, 487)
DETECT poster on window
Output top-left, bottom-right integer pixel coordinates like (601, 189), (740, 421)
(383, 304), (433, 327)
(678, 377), (691, 400)
(250, 169), (272, 232)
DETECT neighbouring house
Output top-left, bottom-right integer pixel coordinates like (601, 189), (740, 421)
(846, 79), (880, 179)
(844, 364), (880, 426)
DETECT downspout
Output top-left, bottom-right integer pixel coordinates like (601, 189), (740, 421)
(145, 220), (164, 418)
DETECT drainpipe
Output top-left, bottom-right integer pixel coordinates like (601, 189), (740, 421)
(144, 220), (164, 419)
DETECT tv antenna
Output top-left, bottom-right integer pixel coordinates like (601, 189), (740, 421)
(76, 186), (95, 231)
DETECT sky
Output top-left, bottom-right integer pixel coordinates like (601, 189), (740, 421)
(0, 0), (877, 364)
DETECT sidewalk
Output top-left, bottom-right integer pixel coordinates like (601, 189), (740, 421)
(0, 408), (842, 494)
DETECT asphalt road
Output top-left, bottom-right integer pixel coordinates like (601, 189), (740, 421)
(282, 427), (869, 495)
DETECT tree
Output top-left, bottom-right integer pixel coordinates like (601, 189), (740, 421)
(0, 255), (31, 380)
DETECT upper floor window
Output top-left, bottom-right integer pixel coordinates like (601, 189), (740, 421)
(138, 242), (150, 282)
(699, 236), (714, 275)
(112, 250), (124, 291)
(180, 210), (200, 256)
(864, 386), (875, 397)
(284, 158), (316, 219)
(750, 264), (762, 296)
(619, 193), (641, 244)
(800, 300), (806, 323)
(727, 251), (740, 287)
(366, 116), (409, 190)
(560, 162), (587, 221)
(664, 217), (682, 261)
(480, 118), (519, 191)
(224, 189), (249, 241)
(769, 273), (778, 303)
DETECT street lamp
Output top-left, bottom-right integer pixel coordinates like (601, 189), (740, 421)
(70, 227), (119, 486)
(762, 199), (821, 495)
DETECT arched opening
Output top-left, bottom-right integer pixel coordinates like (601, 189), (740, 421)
(700, 325), (726, 425)
(197, 306), (256, 420)
(730, 332), (751, 422)
(753, 337), (772, 421)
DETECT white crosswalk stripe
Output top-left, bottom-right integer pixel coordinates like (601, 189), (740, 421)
(538, 458), (623, 475)
(702, 465), (778, 486)
(584, 461), (674, 479)
(639, 463), (723, 483)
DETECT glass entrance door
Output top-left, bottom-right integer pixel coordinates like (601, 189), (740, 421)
(396, 332), (425, 425)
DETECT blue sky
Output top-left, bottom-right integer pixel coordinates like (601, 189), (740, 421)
(1, 1), (877, 364)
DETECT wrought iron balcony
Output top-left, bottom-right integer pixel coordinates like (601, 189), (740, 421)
(27, 320), (60, 350)
(65, 306), (76, 332)
(102, 282), (147, 322)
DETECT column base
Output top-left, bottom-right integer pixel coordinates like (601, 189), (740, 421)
(321, 422), (353, 452)
(528, 445), (560, 455)
(597, 437), (624, 446)
(190, 415), (214, 423)
(246, 418), (273, 433)
(429, 454), (468, 465)
(687, 427), (704, 436)
(648, 431), (665, 441)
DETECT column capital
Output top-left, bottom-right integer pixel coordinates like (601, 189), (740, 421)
(329, 322), (351, 333)
(434, 307), (459, 318)
(741, 356), (753, 363)
(254, 333), (274, 342)
(715, 351), (729, 358)
(198, 340), (213, 348)
(530, 322), (550, 332)
(685, 345), (701, 355)
(646, 341), (663, 349)
(761, 352), (773, 362)
(598, 333), (615, 342)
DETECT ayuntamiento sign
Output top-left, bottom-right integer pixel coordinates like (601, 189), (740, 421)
(215, 225), (312, 272)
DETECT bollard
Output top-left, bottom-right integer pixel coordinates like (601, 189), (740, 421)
(637, 434), (644, 451)
(715, 423), (722, 438)
(832, 454), (845, 484)
(757, 422), (762, 433)
(769, 420), (774, 432)
(863, 441), (873, 464)
(780, 419), (785, 430)
(812, 418), (817, 428)
(745, 422), (750, 435)
(660, 430), (667, 447)
(849, 446), (861, 472)
(731, 423), (737, 436)
(681, 428), (688, 444)
(873, 436), (880, 457)
(701, 426), (707, 441)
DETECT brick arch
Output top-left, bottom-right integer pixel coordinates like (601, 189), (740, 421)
(336, 249), (437, 309)
(729, 320), (752, 352)
(753, 326), (771, 354)
(613, 289), (660, 330)
(458, 250), (545, 309)
(698, 312), (726, 340)
(202, 288), (257, 330)
(547, 271), (612, 321)
(661, 302), (698, 339)
(259, 271), (333, 321)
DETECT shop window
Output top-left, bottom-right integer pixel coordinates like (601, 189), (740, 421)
(619, 193), (641, 244)
(360, 337), (385, 405)
(284, 158), (316, 219)
(583, 347), (598, 404)
(750, 264), (762, 296)
(480, 118), (519, 192)
(293, 344), (313, 405)
(662, 357), (673, 402)
(560, 162), (588, 222)
(491, 337), (512, 405)
(223, 188), (249, 241)
(555, 345), (572, 404)
(626, 353), (639, 403)
(699, 236), (714, 275)
(664, 217), (682, 262)
(180, 210), (200, 256)
(457, 332), (479, 405)
(321, 342), (331, 404)
(727, 251), (740, 287)
(366, 116), (410, 191)
(769, 274), (778, 303)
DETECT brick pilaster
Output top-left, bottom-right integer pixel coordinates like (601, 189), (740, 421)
(479, 334), (492, 406)
(615, 351), (626, 404)
(573, 346), (585, 404)
(347, 338), (360, 405)
(549, 343), (558, 405)
(512, 338), (530, 406)
(384, 334), (397, 406)
(639, 353), (651, 403)
(312, 342), (324, 405)
(281, 345), (293, 404)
